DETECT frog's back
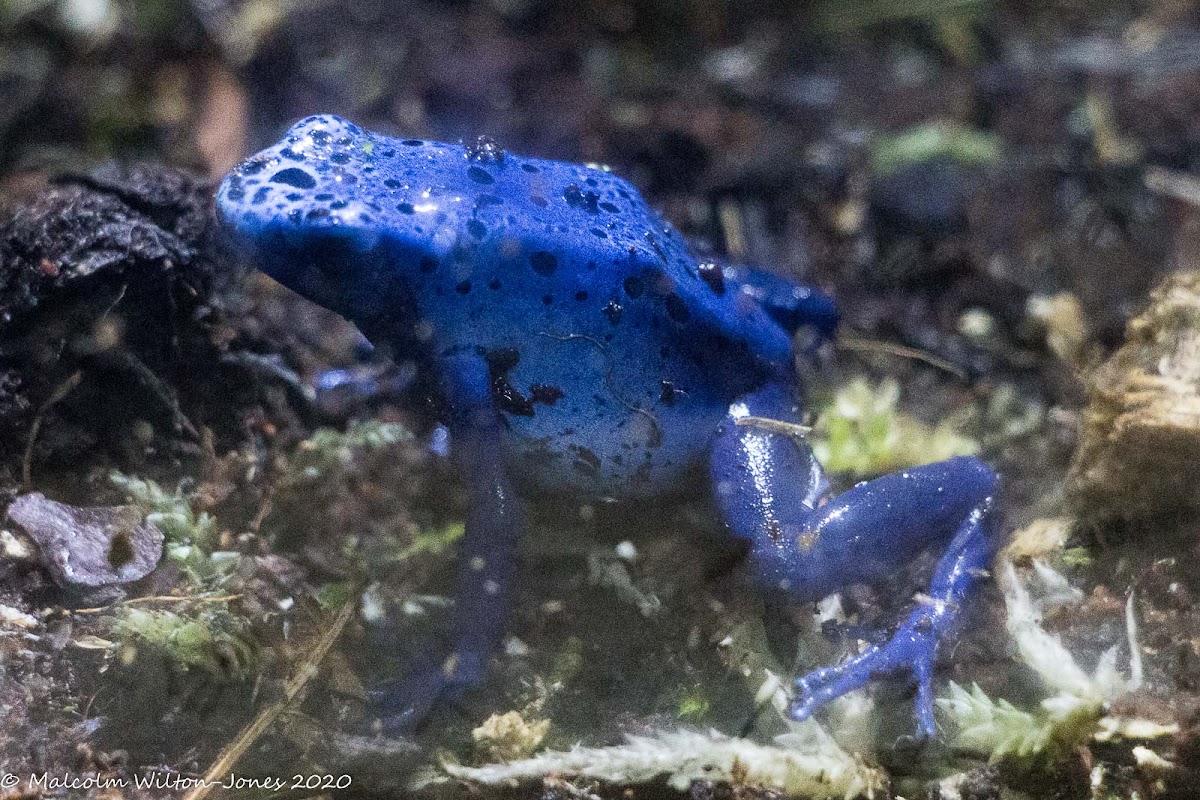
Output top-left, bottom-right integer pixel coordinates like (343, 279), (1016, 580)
(219, 115), (795, 498)
(351, 129), (797, 498)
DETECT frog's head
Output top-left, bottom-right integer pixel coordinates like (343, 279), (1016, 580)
(216, 115), (396, 320)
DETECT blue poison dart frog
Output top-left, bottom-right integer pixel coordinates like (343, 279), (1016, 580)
(217, 115), (1001, 737)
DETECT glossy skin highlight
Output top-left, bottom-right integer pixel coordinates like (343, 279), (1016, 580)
(217, 115), (1000, 736)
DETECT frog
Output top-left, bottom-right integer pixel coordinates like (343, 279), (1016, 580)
(216, 114), (1001, 737)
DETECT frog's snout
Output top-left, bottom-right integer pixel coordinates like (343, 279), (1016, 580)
(216, 114), (375, 235)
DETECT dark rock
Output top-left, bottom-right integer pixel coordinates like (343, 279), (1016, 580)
(0, 161), (315, 483)
(0, 164), (217, 320)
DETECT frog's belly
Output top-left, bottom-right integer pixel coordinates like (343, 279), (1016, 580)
(434, 295), (761, 500)
(474, 329), (730, 499)
(504, 398), (723, 500)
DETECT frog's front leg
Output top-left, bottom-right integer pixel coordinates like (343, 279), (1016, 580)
(710, 383), (1000, 737)
(369, 353), (526, 732)
(722, 265), (839, 341)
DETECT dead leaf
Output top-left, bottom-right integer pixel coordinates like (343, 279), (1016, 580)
(8, 493), (164, 588)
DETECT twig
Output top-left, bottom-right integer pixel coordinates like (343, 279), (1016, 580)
(734, 416), (812, 439)
(107, 350), (202, 441)
(247, 484), (276, 534)
(22, 370), (83, 487)
(72, 594), (242, 614)
(717, 200), (747, 259)
(181, 598), (357, 800)
(837, 334), (968, 380)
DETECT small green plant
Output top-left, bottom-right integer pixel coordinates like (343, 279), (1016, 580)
(385, 522), (464, 565)
(938, 561), (1137, 768)
(110, 472), (217, 548)
(315, 581), (354, 612)
(110, 472), (225, 583)
(939, 681), (1101, 766)
(677, 691), (710, 721)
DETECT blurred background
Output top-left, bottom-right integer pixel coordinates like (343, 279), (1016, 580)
(5, 2), (1200, 797)
(4, 0), (1197, 350)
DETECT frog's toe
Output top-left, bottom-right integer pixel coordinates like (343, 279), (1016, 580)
(790, 614), (940, 738)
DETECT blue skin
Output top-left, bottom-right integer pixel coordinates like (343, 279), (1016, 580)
(216, 115), (1001, 737)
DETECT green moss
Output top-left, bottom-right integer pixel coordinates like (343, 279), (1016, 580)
(284, 420), (413, 484)
(937, 561), (1140, 771)
(551, 636), (585, 686)
(872, 121), (1001, 174)
(109, 472), (226, 584)
(315, 581), (354, 611)
(111, 606), (257, 677)
(676, 691), (711, 721)
(939, 681), (1104, 767)
(110, 472), (216, 548)
(814, 0), (990, 32)
(1060, 547), (1094, 568)
(384, 522), (464, 565)
(811, 377), (979, 477)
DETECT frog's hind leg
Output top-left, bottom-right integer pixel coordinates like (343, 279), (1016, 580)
(368, 353), (527, 732)
(721, 265), (839, 341)
(709, 383), (1000, 737)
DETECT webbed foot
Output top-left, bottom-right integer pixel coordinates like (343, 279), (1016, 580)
(365, 668), (452, 734)
(791, 604), (943, 737)
(364, 648), (485, 734)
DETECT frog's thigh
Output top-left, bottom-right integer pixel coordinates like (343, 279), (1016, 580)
(710, 382), (997, 599)
(709, 381), (829, 593)
(781, 457), (998, 597)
